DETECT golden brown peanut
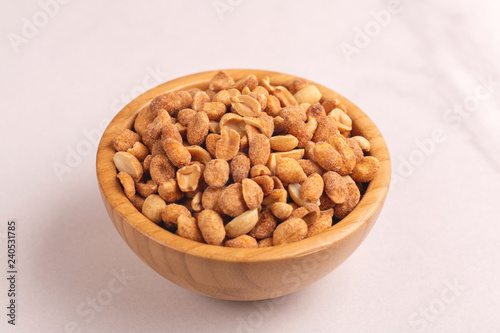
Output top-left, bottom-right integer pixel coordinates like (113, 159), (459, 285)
(248, 91), (268, 110)
(230, 153), (250, 183)
(294, 85), (322, 104)
(134, 107), (155, 136)
(300, 173), (324, 203)
(212, 88), (241, 106)
(218, 183), (247, 217)
(135, 179), (158, 198)
(143, 154), (152, 174)
(272, 116), (287, 135)
(289, 79), (309, 94)
(244, 113), (274, 138)
(288, 183), (319, 207)
(131, 195), (145, 212)
(249, 210), (277, 239)
(231, 95), (262, 117)
(201, 186), (225, 215)
(161, 203), (191, 225)
(177, 108), (197, 126)
(267, 150), (305, 175)
(271, 176), (285, 190)
(187, 111), (209, 145)
(323, 171), (348, 204)
(177, 91), (193, 109)
(192, 91), (210, 111)
(113, 152), (144, 182)
(216, 129), (240, 161)
(321, 98), (345, 113)
(351, 136), (371, 152)
(160, 122), (183, 144)
(328, 136), (356, 175)
(272, 86), (298, 106)
(205, 133), (220, 157)
(265, 95), (282, 117)
(197, 209), (225, 245)
(313, 142), (342, 173)
(219, 113), (246, 136)
(176, 215), (204, 242)
(185, 146), (212, 165)
(190, 191), (203, 212)
(289, 203), (320, 226)
(242, 178), (264, 210)
(113, 129), (140, 152)
(201, 102), (227, 121)
(158, 179), (184, 203)
(305, 116), (318, 135)
(249, 134), (270, 166)
(262, 188), (288, 208)
(306, 214), (333, 238)
(319, 192), (336, 210)
(147, 109), (172, 140)
(250, 165), (271, 178)
(258, 237), (274, 247)
(269, 135), (299, 152)
(330, 108), (352, 131)
(116, 172), (135, 200)
(176, 164), (203, 192)
(306, 103), (326, 119)
(142, 194), (167, 224)
(312, 115), (341, 143)
(225, 208), (259, 238)
(270, 202), (293, 220)
(276, 157), (307, 183)
(163, 139), (191, 168)
(260, 76), (275, 92)
(230, 74), (258, 91)
(252, 175), (274, 196)
(346, 138), (364, 163)
(150, 140), (165, 156)
(273, 218), (307, 245)
(350, 156), (381, 183)
(149, 154), (175, 184)
(283, 114), (312, 148)
(334, 183), (361, 219)
(297, 159), (324, 176)
(204, 159), (230, 188)
(225, 235), (258, 248)
(279, 105), (307, 122)
(209, 70), (235, 92)
(150, 92), (182, 116)
(126, 141), (149, 162)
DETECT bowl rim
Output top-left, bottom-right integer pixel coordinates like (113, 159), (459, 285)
(96, 68), (391, 263)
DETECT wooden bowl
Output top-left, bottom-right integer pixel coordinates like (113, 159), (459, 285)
(96, 69), (391, 301)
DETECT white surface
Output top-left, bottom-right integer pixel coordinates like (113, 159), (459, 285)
(1, 0), (500, 332)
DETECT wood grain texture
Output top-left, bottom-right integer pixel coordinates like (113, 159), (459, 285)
(96, 69), (391, 301)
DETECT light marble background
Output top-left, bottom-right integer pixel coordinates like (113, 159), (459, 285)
(1, 0), (499, 332)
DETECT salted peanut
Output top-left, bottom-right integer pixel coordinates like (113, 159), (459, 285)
(248, 91), (268, 110)
(225, 208), (259, 238)
(321, 208), (334, 217)
(176, 215), (204, 242)
(201, 102), (226, 121)
(249, 210), (277, 239)
(271, 176), (285, 190)
(300, 173), (324, 203)
(209, 70), (234, 92)
(283, 114), (312, 148)
(134, 107), (155, 136)
(117, 172), (135, 200)
(319, 192), (336, 210)
(330, 108), (352, 130)
(322, 98), (339, 113)
(305, 116), (318, 136)
(289, 79), (309, 94)
(215, 129), (240, 161)
(160, 122), (183, 144)
(288, 183), (319, 207)
(113, 129), (140, 152)
(241, 86), (251, 95)
(306, 103), (326, 119)
(273, 218), (307, 246)
(225, 235), (258, 248)
(205, 133), (220, 157)
(184, 146), (211, 166)
(163, 139), (191, 168)
(328, 136), (356, 175)
(272, 116), (287, 135)
(258, 238), (274, 247)
(272, 86), (298, 107)
(150, 140), (165, 156)
(252, 85), (269, 95)
(351, 156), (380, 183)
(289, 204), (320, 226)
(187, 111), (209, 145)
(248, 134), (271, 166)
(262, 189), (288, 208)
(161, 203), (191, 225)
(335, 183), (361, 219)
(276, 157), (307, 183)
(203, 159), (230, 188)
(136, 179), (158, 198)
(192, 91), (210, 111)
(265, 95), (282, 117)
(230, 74), (258, 91)
(260, 76), (275, 92)
(131, 195), (145, 211)
(126, 141), (148, 162)
(297, 159), (324, 176)
(218, 183), (247, 217)
(176, 164), (202, 192)
(230, 153), (250, 183)
(143, 154), (152, 174)
(279, 105), (307, 122)
(190, 191), (203, 211)
(351, 136), (371, 152)
(270, 202), (293, 220)
(209, 121), (220, 134)
(177, 108), (197, 126)
(346, 138), (364, 163)
(250, 165), (271, 178)
(323, 171), (348, 204)
(113, 152), (143, 182)
(312, 115), (341, 142)
(150, 92), (182, 116)
(252, 175), (274, 196)
(150, 155), (175, 184)
(219, 113), (246, 135)
(306, 214), (333, 238)
(177, 91), (193, 109)
(244, 113), (274, 138)
(267, 150), (305, 175)
(201, 186), (225, 215)
(142, 194), (167, 224)
(145, 109), (171, 139)
(294, 85), (322, 104)
(205, 89), (217, 100)
(158, 179), (184, 203)
(186, 87), (201, 98)
(212, 88), (241, 106)
(313, 142), (342, 173)
(304, 141), (316, 160)
(242, 178), (264, 210)
(196, 210), (225, 245)
(270, 135), (299, 152)
(230, 95), (262, 117)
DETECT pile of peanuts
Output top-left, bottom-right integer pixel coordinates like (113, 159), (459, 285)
(112, 71), (380, 248)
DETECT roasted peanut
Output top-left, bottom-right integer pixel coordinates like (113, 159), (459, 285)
(249, 210), (277, 239)
(142, 194), (167, 224)
(225, 235), (258, 248)
(249, 134), (270, 166)
(258, 237), (274, 247)
(252, 175), (274, 196)
(176, 164), (202, 192)
(163, 139), (191, 168)
(300, 173), (324, 203)
(113, 152), (143, 182)
(351, 136), (371, 152)
(231, 95), (262, 117)
(187, 111), (209, 145)
(204, 159), (230, 188)
(126, 141), (149, 162)
(117, 172), (135, 200)
(272, 86), (298, 106)
(250, 165), (271, 178)
(149, 154), (175, 184)
(201, 186), (225, 215)
(323, 171), (347, 204)
(242, 178), (264, 210)
(161, 203), (191, 226)
(113, 129), (140, 152)
(215, 129), (240, 161)
(201, 102), (227, 121)
(294, 85), (322, 104)
(273, 218), (307, 245)
(289, 79), (309, 94)
(289, 203), (320, 226)
(209, 70), (235, 92)
(350, 156), (380, 183)
(150, 92), (182, 116)
(158, 179), (184, 203)
(297, 159), (324, 176)
(313, 142), (342, 173)
(218, 183), (247, 217)
(197, 209), (225, 245)
(306, 213), (333, 238)
(269, 135), (299, 152)
(225, 209), (259, 238)
(176, 215), (204, 242)
(334, 183), (360, 219)
(192, 91), (210, 111)
(346, 138), (364, 163)
(270, 202), (293, 220)
(230, 74), (258, 91)
(276, 157), (307, 183)
(135, 179), (158, 198)
(230, 153), (250, 183)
